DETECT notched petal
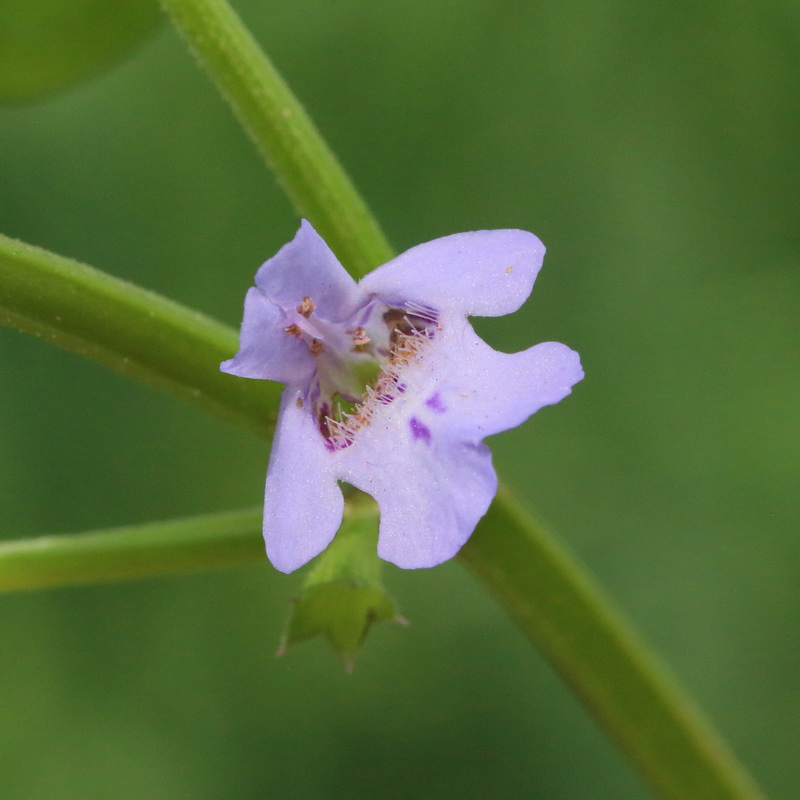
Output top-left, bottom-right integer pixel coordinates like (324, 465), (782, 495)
(340, 428), (497, 569)
(221, 287), (314, 384)
(417, 318), (583, 442)
(264, 389), (344, 573)
(376, 441), (497, 569)
(254, 220), (362, 321)
(360, 229), (545, 318)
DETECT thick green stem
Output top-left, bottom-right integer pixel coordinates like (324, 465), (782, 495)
(459, 490), (766, 800)
(0, 233), (278, 437)
(159, 0), (393, 276)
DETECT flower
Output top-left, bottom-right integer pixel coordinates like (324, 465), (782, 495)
(222, 221), (583, 573)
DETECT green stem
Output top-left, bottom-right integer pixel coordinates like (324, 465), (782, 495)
(0, 508), (264, 592)
(0, 502), (376, 594)
(459, 490), (766, 800)
(0, 233), (278, 437)
(158, 0), (394, 276)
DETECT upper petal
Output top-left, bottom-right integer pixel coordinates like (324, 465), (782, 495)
(359, 229), (545, 317)
(254, 220), (362, 321)
(220, 286), (315, 385)
(264, 387), (344, 573)
(337, 408), (498, 569)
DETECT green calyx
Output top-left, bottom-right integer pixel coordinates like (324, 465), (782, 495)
(278, 497), (405, 671)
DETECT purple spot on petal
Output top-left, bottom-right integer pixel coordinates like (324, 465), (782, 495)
(409, 416), (432, 444)
(425, 392), (446, 413)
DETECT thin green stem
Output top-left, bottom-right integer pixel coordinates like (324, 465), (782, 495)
(0, 233), (278, 437)
(0, 503), (378, 594)
(0, 508), (264, 592)
(159, 0), (394, 276)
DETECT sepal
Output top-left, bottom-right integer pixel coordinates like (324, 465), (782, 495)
(277, 498), (406, 671)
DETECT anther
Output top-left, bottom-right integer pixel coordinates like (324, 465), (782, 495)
(310, 338), (324, 356)
(298, 296), (315, 317)
(284, 323), (302, 337)
(352, 326), (370, 346)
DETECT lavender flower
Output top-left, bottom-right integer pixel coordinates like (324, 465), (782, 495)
(222, 221), (583, 572)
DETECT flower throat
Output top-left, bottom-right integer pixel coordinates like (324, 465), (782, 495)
(284, 296), (439, 451)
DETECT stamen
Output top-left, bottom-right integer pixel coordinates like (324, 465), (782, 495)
(317, 323), (435, 450)
(298, 296), (315, 317)
(284, 323), (302, 337)
(352, 326), (370, 347)
(310, 338), (324, 356)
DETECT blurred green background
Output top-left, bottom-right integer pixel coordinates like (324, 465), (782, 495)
(1, 1), (798, 797)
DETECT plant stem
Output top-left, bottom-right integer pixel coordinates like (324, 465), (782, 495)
(0, 502), (377, 594)
(0, 508), (264, 592)
(159, 0), (394, 276)
(460, 489), (766, 800)
(0, 233), (278, 437)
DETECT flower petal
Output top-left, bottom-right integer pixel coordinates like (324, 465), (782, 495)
(264, 388), (344, 573)
(338, 423), (497, 569)
(254, 220), (361, 321)
(359, 229), (545, 317)
(420, 317), (584, 442)
(220, 287), (315, 384)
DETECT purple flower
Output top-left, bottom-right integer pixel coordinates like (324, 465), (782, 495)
(222, 221), (583, 573)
